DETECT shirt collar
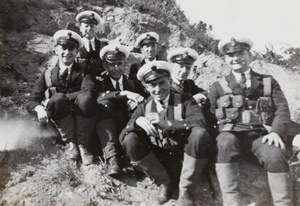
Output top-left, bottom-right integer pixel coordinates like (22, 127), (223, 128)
(59, 62), (73, 74)
(232, 68), (251, 81)
(154, 94), (170, 112)
(171, 75), (181, 85)
(110, 75), (123, 89)
(145, 58), (156, 63)
(82, 37), (95, 42)
(82, 37), (95, 51)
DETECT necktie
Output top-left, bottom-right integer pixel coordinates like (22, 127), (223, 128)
(115, 81), (121, 91)
(159, 100), (166, 110)
(61, 68), (68, 81)
(238, 73), (247, 89)
(89, 40), (93, 52)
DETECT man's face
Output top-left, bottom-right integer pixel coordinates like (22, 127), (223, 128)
(55, 44), (78, 66)
(144, 77), (171, 102)
(172, 62), (192, 81)
(79, 22), (96, 39)
(141, 43), (158, 61)
(225, 50), (251, 73)
(104, 60), (125, 80)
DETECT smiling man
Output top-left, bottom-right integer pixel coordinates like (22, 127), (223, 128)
(25, 30), (99, 165)
(168, 47), (208, 107)
(207, 36), (292, 206)
(128, 32), (160, 80)
(119, 61), (212, 205)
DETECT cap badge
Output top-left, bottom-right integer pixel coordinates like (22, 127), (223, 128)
(146, 34), (151, 40)
(231, 38), (236, 46)
(114, 46), (120, 54)
(67, 32), (72, 39)
(151, 65), (157, 71)
(90, 13), (94, 19)
(183, 51), (189, 59)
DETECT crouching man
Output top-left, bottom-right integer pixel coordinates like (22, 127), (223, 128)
(25, 30), (99, 165)
(119, 61), (212, 205)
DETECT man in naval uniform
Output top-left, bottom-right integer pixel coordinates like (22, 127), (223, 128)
(128, 31), (160, 80)
(25, 30), (107, 166)
(76, 10), (108, 77)
(119, 60), (212, 205)
(207, 36), (292, 206)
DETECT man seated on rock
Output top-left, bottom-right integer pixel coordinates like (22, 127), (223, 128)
(207, 36), (292, 206)
(25, 30), (103, 166)
(75, 10), (108, 77)
(167, 47), (207, 106)
(95, 44), (149, 172)
(119, 60), (212, 205)
(128, 31), (160, 80)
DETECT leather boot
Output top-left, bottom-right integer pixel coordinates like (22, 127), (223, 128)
(215, 163), (240, 206)
(96, 118), (122, 175)
(52, 114), (75, 143)
(268, 172), (293, 206)
(132, 152), (172, 205)
(107, 156), (122, 176)
(76, 115), (97, 165)
(177, 153), (209, 206)
(52, 114), (78, 160)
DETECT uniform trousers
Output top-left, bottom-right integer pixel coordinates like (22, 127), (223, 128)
(216, 131), (289, 173)
(120, 127), (212, 162)
(47, 91), (98, 120)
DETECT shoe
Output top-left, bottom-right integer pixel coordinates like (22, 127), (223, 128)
(78, 145), (93, 165)
(177, 190), (194, 206)
(65, 142), (79, 160)
(107, 156), (122, 176)
(153, 183), (172, 205)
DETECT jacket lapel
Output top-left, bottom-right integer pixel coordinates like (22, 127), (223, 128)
(166, 92), (175, 121)
(123, 76), (135, 91)
(247, 70), (263, 96)
(50, 64), (60, 86)
(226, 72), (245, 95)
(68, 62), (81, 84)
(103, 75), (115, 91)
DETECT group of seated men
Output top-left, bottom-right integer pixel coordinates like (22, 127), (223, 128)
(25, 10), (293, 206)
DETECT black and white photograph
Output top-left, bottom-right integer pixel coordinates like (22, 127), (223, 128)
(0, 0), (300, 205)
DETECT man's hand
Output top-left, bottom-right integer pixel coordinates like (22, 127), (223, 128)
(34, 105), (48, 124)
(193, 93), (206, 108)
(262, 132), (286, 149)
(127, 99), (138, 111)
(135, 117), (158, 137)
(146, 112), (170, 129)
(120, 91), (145, 104)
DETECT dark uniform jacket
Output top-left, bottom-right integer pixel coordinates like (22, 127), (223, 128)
(172, 79), (208, 96)
(77, 39), (108, 77)
(25, 61), (93, 113)
(120, 90), (207, 143)
(207, 70), (290, 141)
(96, 74), (149, 133)
(97, 74), (148, 101)
(129, 56), (162, 80)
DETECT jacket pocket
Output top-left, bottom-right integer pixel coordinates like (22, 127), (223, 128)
(217, 95), (231, 108)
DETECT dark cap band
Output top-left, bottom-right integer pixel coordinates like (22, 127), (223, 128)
(103, 47), (126, 61)
(57, 32), (79, 48)
(79, 13), (98, 25)
(143, 66), (170, 83)
(223, 38), (250, 54)
(171, 53), (195, 64)
(140, 34), (158, 47)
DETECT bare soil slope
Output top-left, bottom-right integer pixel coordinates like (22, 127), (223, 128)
(0, 1), (299, 206)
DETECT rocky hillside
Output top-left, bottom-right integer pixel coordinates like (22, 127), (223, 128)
(0, 0), (300, 205)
